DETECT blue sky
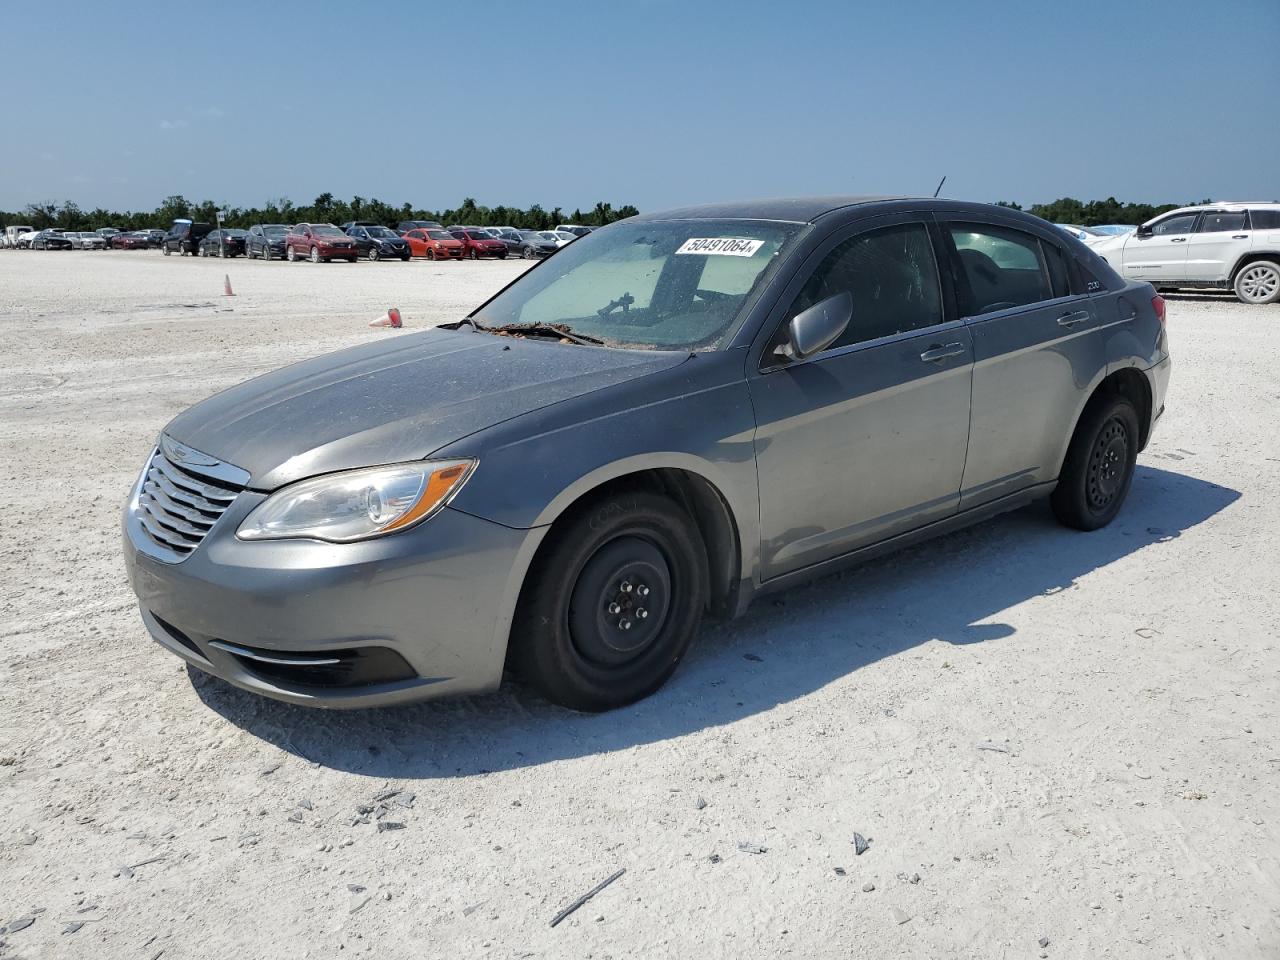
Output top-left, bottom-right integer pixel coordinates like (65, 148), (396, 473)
(3, 1), (1276, 214)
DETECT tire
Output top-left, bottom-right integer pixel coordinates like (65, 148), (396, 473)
(1233, 260), (1280, 305)
(509, 488), (709, 711)
(1051, 395), (1140, 531)
(346, 257), (357, 263)
(468, 249), (477, 260)
(163, 245), (171, 256)
(310, 246), (322, 264)
(368, 245), (380, 262)
(287, 245), (297, 262)
(426, 249), (436, 261)
(400, 252), (411, 261)
(246, 244), (256, 260)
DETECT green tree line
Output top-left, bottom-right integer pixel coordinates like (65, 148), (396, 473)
(1, 195), (641, 232)
(996, 196), (1211, 226)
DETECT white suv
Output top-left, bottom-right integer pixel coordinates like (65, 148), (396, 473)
(1088, 202), (1280, 305)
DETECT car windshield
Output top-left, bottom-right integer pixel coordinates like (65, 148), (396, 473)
(537, 232), (559, 240)
(365, 227), (397, 238)
(264, 226), (288, 236)
(427, 230), (453, 240)
(468, 230), (494, 239)
(312, 225), (345, 237)
(472, 219), (802, 351)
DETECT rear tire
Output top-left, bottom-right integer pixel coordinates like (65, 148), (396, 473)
(509, 489), (708, 711)
(1234, 260), (1280, 305)
(1051, 395), (1140, 531)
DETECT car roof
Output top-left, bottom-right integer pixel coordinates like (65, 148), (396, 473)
(632, 196), (912, 224)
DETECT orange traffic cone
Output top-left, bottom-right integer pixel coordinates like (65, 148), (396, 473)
(223, 274), (235, 297)
(369, 307), (403, 329)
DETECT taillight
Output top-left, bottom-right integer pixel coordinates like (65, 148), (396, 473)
(1152, 294), (1166, 326)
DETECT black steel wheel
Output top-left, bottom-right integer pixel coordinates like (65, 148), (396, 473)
(510, 488), (709, 711)
(1052, 394), (1139, 530)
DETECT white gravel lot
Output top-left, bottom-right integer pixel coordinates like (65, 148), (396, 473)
(0, 250), (1276, 960)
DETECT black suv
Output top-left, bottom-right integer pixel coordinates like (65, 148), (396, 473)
(162, 221), (213, 256)
(343, 223), (411, 261)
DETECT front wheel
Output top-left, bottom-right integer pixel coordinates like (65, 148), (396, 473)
(1234, 260), (1280, 305)
(163, 245), (171, 256)
(1051, 395), (1140, 531)
(310, 246), (322, 264)
(509, 489), (708, 711)
(468, 249), (477, 260)
(368, 245), (380, 261)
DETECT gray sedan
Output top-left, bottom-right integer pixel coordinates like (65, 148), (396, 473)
(122, 197), (1170, 712)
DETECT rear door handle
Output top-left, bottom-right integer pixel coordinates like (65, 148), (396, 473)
(1056, 310), (1090, 328)
(919, 342), (966, 363)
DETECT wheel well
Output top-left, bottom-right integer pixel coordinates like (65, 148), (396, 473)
(1091, 368), (1153, 450)
(1230, 252), (1280, 282)
(530, 469), (742, 619)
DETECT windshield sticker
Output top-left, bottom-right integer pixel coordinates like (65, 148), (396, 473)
(676, 237), (766, 257)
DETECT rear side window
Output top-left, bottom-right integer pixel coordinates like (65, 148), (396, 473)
(1198, 212), (1246, 233)
(1042, 241), (1072, 299)
(786, 222), (943, 350)
(1249, 209), (1280, 230)
(948, 223), (1053, 315)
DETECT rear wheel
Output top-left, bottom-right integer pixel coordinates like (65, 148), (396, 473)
(1051, 395), (1140, 530)
(509, 489), (708, 711)
(1234, 260), (1280, 305)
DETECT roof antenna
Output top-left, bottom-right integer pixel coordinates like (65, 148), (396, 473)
(933, 176), (947, 198)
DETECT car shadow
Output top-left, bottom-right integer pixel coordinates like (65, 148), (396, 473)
(1161, 292), (1241, 304)
(192, 465), (1239, 777)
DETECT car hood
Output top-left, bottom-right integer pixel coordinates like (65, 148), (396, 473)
(162, 328), (690, 490)
(1087, 234), (1128, 252)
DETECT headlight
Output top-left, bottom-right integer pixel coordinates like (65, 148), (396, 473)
(237, 460), (475, 543)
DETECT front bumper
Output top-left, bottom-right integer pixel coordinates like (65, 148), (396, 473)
(123, 491), (546, 708)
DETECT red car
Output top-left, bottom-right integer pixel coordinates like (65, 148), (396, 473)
(112, 232), (151, 250)
(449, 229), (508, 259)
(285, 223), (359, 263)
(404, 228), (466, 260)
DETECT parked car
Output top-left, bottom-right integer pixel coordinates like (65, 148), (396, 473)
(285, 223), (358, 263)
(484, 227), (526, 256)
(95, 227), (121, 247)
(113, 231), (152, 250)
(1055, 224), (1105, 242)
(550, 230), (577, 247)
(397, 219), (445, 235)
(516, 230), (560, 258)
(555, 224), (593, 238)
(14, 228), (42, 249)
(1088, 201), (1280, 304)
(3, 225), (35, 249)
(198, 229), (248, 258)
(141, 229), (167, 248)
(31, 230), (73, 250)
(121, 196), (1169, 712)
(344, 224), (411, 261)
(66, 231), (107, 250)
(403, 228), (465, 260)
(245, 224), (290, 260)
(449, 228), (508, 259)
(162, 220), (213, 256)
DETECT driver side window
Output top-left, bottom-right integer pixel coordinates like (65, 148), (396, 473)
(785, 222), (943, 351)
(1150, 213), (1197, 236)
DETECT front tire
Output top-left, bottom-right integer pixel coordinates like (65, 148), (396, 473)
(368, 245), (380, 261)
(286, 245), (297, 262)
(310, 245), (322, 264)
(1234, 260), (1280, 305)
(509, 489), (708, 711)
(1051, 395), (1140, 531)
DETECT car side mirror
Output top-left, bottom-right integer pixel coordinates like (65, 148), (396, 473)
(1135, 225), (1153, 237)
(774, 291), (852, 362)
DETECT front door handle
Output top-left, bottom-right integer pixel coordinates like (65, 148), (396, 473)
(1170, 237), (1187, 242)
(1056, 310), (1090, 328)
(1232, 234), (1249, 239)
(919, 342), (966, 363)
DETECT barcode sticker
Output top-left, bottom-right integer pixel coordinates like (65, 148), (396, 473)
(675, 237), (766, 257)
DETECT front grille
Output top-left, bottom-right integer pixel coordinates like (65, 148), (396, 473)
(135, 448), (244, 560)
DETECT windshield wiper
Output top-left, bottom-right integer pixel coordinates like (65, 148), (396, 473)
(461, 319), (603, 346)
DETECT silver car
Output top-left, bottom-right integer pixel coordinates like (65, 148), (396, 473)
(122, 197), (1171, 711)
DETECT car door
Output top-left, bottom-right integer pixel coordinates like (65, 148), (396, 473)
(1120, 211), (1198, 281)
(939, 219), (1107, 509)
(1184, 209), (1249, 281)
(748, 215), (973, 580)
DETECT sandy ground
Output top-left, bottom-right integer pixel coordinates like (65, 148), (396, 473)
(0, 250), (1276, 960)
